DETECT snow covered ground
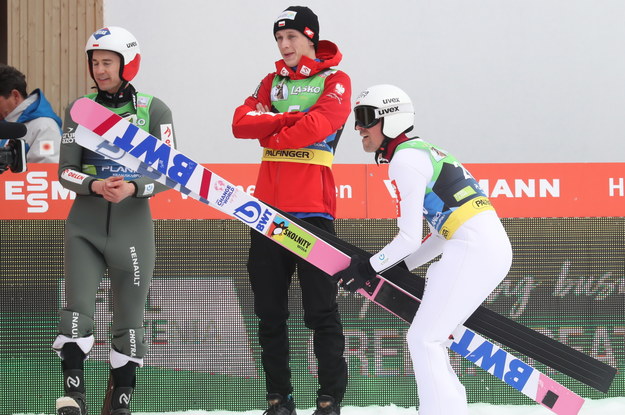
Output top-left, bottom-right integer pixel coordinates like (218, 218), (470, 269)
(16, 397), (625, 415)
(25, 397), (618, 415)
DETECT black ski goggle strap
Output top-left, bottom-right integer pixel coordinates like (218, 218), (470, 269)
(354, 106), (380, 128)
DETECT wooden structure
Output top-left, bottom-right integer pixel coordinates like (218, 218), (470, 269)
(1, 0), (103, 118)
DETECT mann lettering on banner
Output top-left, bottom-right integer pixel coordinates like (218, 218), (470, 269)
(478, 178), (560, 198)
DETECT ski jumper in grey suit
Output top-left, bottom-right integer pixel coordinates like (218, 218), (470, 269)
(54, 88), (175, 368)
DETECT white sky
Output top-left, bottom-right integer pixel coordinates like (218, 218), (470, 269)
(103, 0), (625, 164)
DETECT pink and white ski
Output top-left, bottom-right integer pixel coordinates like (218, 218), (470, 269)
(70, 97), (585, 414)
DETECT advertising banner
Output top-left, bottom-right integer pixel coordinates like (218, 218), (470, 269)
(1, 163), (624, 219)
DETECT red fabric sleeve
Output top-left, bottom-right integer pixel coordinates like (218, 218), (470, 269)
(259, 71), (352, 150)
(232, 73), (305, 140)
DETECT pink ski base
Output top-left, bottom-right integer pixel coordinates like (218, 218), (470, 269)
(71, 97), (114, 130)
(538, 374), (585, 415)
(306, 237), (388, 301)
(306, 236), (351, 274)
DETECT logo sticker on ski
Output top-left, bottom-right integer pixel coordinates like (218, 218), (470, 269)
(450, 328), (534, 392)
(268, 216), (317, 257)
(232, 201), (274, 232)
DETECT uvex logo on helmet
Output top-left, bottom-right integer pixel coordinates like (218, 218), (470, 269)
(376, 106), (401, 116)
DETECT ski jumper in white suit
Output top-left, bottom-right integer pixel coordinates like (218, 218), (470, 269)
(335, 84), (512, 414)
(371, 137), (512, 415)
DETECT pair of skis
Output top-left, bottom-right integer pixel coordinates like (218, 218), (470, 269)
(69, 98), (612, 414)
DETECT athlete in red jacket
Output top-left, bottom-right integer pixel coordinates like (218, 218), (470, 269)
(232, 6), (351, 415)
(232, 23), (350, 216)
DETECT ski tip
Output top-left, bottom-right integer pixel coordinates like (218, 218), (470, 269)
(69, 97), (96, 124)
(70, 97), (116, 131)
(537, 375), (585, 415)
(69, 96), (93, 113)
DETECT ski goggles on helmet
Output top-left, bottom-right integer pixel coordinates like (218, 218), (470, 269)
(355, 103), (413, 128)
(354, 105), (380, 128)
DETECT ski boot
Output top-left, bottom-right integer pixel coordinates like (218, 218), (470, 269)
(262, 393), (296, 415)
(312, 395), (340, 415)
(101, 362), (137, 415)
(56, 369), (88, 415)
(101, 378), (133, 414)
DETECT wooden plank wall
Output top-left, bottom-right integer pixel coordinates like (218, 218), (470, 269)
(6, 0), (103, 120)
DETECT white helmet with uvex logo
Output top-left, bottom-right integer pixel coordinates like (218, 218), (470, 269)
(85, 26), (141, 82)
(354, 84), (414, 139)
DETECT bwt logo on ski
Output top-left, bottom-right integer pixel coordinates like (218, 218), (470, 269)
(112, 123), (197, 186)
(233, 201), (273, 231)
(450, 329), (534, 392)
(91, 139), (125, 161)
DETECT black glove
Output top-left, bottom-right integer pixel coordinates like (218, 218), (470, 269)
(334, 255), (378, 292)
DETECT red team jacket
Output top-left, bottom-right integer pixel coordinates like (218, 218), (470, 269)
(232, 40), (352, 217)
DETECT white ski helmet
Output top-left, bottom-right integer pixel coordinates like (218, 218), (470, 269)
(354, 84), (414, 139)
(85, 26), (141, 82)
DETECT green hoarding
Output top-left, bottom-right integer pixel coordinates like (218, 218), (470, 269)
(1, 218), (623, 413)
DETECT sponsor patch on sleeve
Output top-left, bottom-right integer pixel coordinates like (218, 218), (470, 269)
(61, 169), (89, 184)
(143, 183), (155, 196)
(160, 124), (174, 147)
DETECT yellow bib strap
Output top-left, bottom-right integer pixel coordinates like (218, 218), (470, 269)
(262, 148), (334, 167)
(440, 196), (495, 240)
